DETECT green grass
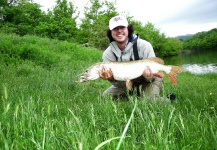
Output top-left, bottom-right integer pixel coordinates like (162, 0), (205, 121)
(0, 33), (216, 149)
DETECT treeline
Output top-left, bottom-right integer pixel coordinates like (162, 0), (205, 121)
(0, 0), (183, 56)
(183, 28), (217, 51)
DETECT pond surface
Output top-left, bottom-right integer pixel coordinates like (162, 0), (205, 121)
(163, 50), (217, 74)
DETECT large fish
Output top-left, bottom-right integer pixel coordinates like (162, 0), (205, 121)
(76, 57), (183, 90)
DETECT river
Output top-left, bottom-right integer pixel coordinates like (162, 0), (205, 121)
(163, 50), (217, 74)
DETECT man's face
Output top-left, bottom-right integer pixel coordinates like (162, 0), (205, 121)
(111, 26), (128, 44)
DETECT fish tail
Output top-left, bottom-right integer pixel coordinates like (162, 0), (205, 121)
(167, 66), (183, 85)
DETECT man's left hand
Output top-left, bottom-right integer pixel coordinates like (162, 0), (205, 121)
(143, 67), (153, 80)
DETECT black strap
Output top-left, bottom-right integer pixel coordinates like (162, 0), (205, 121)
(130, 34), (141, 97)
(113, 52), (118, 61)
(133, 34), (139, 60)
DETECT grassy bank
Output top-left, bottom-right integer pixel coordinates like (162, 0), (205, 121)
(0, 33), (216, 149)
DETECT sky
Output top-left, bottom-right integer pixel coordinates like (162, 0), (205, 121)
(33, 0), (217, 37)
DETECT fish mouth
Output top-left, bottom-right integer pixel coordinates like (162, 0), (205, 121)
(76, 73), (99, 83)
(76, 73), (88, 82)
(76, 64), (101, 82)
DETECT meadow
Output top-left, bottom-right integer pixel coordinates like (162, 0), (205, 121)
(0, 33), (216, 149)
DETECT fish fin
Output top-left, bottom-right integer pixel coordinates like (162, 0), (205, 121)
(153, 71), (164, 78)
(126, 80), (133, 90)
(167, 66), (184, 85)
(146, 57), (164, 65)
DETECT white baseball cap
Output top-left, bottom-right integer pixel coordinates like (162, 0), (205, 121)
(109, 15), (128, 30)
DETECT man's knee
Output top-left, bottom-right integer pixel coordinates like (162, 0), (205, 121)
(102, 85), (126, 97)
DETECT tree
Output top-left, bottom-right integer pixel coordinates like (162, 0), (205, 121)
(129, 20), (181, 56)
(1, 0), (44, 35)
(0, 0), (185, 56)
(44, 0), (78, 40)
(79, 0), (118, 48)
(183, 28), (217, 50)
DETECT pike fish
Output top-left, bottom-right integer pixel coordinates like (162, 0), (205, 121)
(76, 57), (183, 90)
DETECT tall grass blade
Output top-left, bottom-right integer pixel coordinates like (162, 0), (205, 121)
(95, 137), (121, 150)
(116, 98), (137, 150)
(0, 126), (9, 150)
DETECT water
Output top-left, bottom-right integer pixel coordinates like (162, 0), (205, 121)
(183, 64), (217, 74)
(163, 50), (217, 74)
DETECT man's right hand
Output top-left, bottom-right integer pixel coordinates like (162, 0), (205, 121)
(99, 66), (114, 81)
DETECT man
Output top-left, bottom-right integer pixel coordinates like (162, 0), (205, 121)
(99, 15), (170, 102)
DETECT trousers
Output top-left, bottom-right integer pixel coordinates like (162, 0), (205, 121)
(102, 76), (170, 103)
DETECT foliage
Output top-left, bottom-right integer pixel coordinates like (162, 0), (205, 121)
(0, 0), (185, 56)
(130, 20), (182, 56)
(159, 37), (183, 56)
(2, 0), (43, 35)
(34, 0), (78, 41)
(183, 28), (217, 50)
(79, 0), (118, 49)
(0, 33), (216, 149)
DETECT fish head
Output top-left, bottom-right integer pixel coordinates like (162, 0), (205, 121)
(76, 64), (101, 82)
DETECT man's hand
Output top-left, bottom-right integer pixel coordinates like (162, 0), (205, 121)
(143, 67), (153, 80)
(143, 67), (164, 80)
(99, 66), (114, 81)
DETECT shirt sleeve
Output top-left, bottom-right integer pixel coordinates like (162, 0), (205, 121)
(145, 41), (156, 58)
(138, 39), (156, 59)
(102, 47), (117, 62)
